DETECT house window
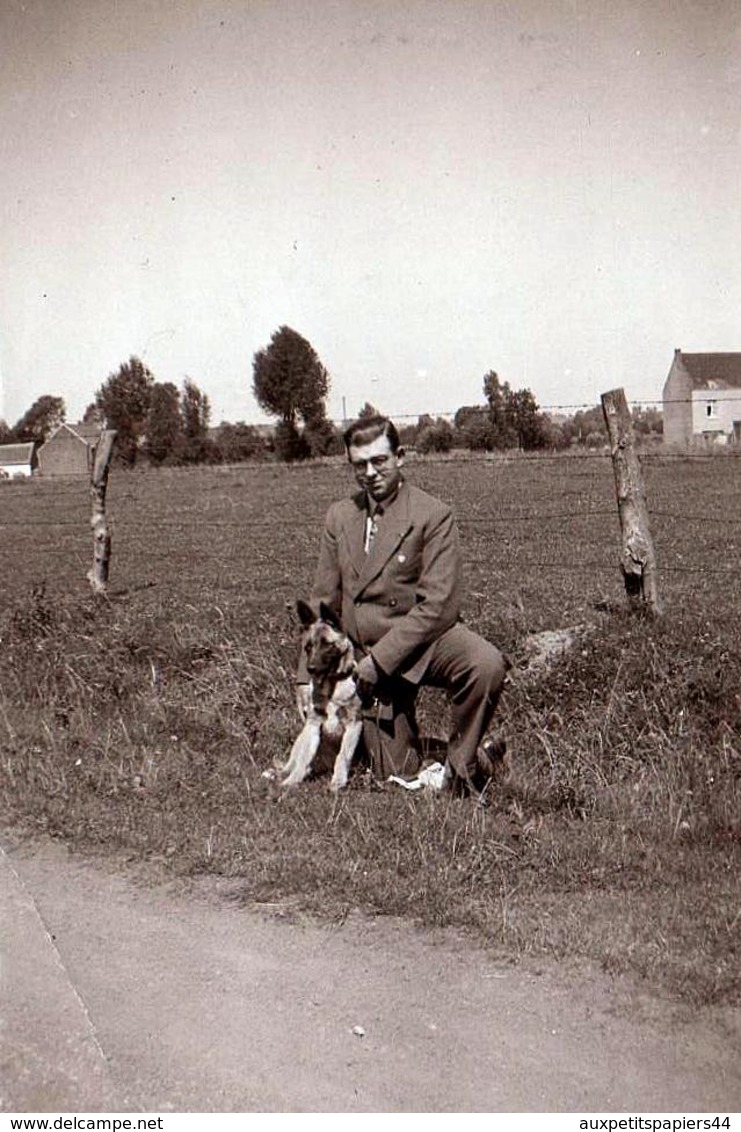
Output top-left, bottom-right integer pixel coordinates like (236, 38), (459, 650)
(706, 401), (718, 418)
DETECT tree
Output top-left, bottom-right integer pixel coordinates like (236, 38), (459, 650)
(483, 371), (517, 449)
(396, 413), (436, 449)
(633, 406), (663, 438)
(508, 388), (551, 450)
(559, 404), (661, 448)
(398, 419), (421, 448)
(455, 374), (555, 451)
(180, 378), (213, 463)
(481, 371), (556, 450)
(12, 395), (66, 444)
(274, 419), (310, 462)
(537, 415), (569, 450)
(146, 382), (182, 465)
(95, 356), (154, 465)
(252, 326), (330, 459)
(82, 402), (104, 425)
(454, 405), (494, 451)
(568, 406), (607, 446)
(0, 419), (12, 445)
(417, 419), (454, 454)
(213, 422), (266, 463)
(303, 414), (342, 457)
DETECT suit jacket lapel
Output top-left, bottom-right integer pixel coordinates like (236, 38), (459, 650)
(353, 482), (413, 596)
(344, 493), (368, 580)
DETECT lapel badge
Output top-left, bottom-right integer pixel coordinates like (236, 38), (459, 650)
(397, 553), (407, 563)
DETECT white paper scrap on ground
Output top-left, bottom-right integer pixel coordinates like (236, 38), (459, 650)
(388, 761), (448, 792)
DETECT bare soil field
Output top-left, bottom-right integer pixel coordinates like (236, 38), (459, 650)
(0, 451), (739, 1007)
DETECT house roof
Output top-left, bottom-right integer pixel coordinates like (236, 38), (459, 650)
(674, 350), (741, 390)
(70, 420), (103, 441)
(0, 442), (36, 465)
(42, 421), (101, 447)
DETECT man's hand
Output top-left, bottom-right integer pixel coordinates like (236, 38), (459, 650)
(354, 654), (380, 701)
(296, 683), (311, 722)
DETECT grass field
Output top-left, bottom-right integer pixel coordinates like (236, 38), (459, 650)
(0, 451), (739, 1005)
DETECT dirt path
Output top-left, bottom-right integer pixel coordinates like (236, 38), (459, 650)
(1, 836), (739, 1113)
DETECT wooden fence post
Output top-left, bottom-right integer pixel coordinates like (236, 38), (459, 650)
(87, 429), (116, 596)
(601, 388), (662, 614)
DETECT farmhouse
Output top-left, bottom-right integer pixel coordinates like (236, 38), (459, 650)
(37, 421), (101, 476)
(0, 441), (38, 478)
(663, 349), (741, 447)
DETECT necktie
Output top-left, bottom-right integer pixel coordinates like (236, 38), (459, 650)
(365, 507), (381, 554)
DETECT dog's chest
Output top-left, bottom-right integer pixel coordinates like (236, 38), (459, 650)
(313, 676), (359, 737)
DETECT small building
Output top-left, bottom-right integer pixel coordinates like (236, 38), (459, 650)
(0, 441), (38, 478)
(663, 349), (741, 447)
(37, 421), (101, 477)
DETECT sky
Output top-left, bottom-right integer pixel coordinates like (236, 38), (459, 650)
(1, 0), (739, 427)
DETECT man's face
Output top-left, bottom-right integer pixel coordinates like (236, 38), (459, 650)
(348, 432), (404, 504)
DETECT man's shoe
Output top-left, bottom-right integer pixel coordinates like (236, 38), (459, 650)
(478, 734), (507, 775)
(465, 734), (506, 791)
(442, 736), (507, 802)
(445, 769), (491, 804)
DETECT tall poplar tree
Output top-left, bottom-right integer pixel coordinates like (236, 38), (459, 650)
(252, 326), (330, 460)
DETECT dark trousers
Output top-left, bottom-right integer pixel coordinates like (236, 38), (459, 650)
(362, 624), (508, 781)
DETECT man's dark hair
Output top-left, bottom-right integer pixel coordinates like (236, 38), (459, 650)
(343, 415), (401, 454)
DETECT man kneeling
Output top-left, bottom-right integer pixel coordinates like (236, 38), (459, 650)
(296, 414), (508, 799)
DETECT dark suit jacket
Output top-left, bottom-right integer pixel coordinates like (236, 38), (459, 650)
(304, 479), (463, 684)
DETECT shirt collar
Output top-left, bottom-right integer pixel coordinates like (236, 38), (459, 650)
(366, 479), (402, 517)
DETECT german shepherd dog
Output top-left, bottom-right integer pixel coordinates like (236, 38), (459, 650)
(281, 600), (364, 792)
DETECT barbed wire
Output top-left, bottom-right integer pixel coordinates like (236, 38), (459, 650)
(408, 450), (741, 463)
(1, 453), (739, 593)
(3, 505), (741, 531)
(2, 499), (737, 539)
(465, 559), (739, 576)
(2, 450), (741, 503)
(340, 393), (741, 422)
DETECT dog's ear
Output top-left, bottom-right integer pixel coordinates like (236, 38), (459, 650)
(335, 639), (355, 677)
(318, 602), (341, 630)
(296, 600), (317, 628)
